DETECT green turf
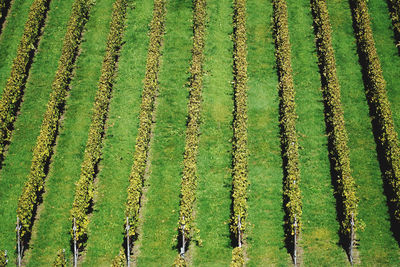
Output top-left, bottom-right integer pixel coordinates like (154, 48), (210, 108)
(368, 0), (400, 143)
(286, 0), (348, 265)
(1, 0), (400, 265)
(0, 0), (34, 96)
(245, 0), (291, 265)
(190, 0), (233, 265)
(82, 0), (153, 265)
(326, 0), (400, 265)
(134, 0), (193, 265)
(0, 0), (74, 264)
(21, 0), (115, 265)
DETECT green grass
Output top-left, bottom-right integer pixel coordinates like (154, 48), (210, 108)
(1, 0), (400, 265)
(134, 0), (192, 265)
(286, 0), (348, 265)
(326, 0), (400, 265)
(190, 0), (233, 265)
(82, 0), (153, 265)
(22, 0), (115, 265)
(0, 0), (74, 264)
(368, 0), (400, 142)
(0, 0), (34, 95)
(246, 0), (291, 265)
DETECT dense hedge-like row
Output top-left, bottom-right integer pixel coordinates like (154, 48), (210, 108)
(350, 0), (400, 224)
(111, 248), (126, 267)
(0, 0), (5, 16)
(0, 250), (6, 266)
(125, 0), (166, 238)
(387, 0), (400, 54)
(0, 0), (11, 22)
(310, 0), (358, 241)
(272, 0), (302, 243)
(0, 0), (50, 162)
(230, 0), (248, 265)
(174, 0), (206, 265)
(230, 247), (245, 267)
(53, 249), (66, 267)
(176, 0), (206, 256)
(70, 0), (127, 249)
(16, 0), (90, 242)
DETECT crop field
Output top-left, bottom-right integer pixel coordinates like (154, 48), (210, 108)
(1, 0), (400, 266)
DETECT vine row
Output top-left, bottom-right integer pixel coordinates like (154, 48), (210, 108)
(350, 0), (400, 228)
(230, 0), (248, 265)
(0, 0), (50, 164)
(387, 0), (400, 54)
(310, 0), (358, 248)
(0, 250), (6, 266)
(69, 0), (127, 250)
(53, 249), (66, 266)
(16, 0), (90, 246)
(174, 0), (206, 265)
(272, 0), (302, 254)
(123, 0), (166, 245)
(0, 0), (11, 33)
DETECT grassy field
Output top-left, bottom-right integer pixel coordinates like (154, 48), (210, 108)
(82, 0), (153, 265)
(0, 0), (74, 264)
(1, 0), (400, 266)
(191, 0), (233, 265)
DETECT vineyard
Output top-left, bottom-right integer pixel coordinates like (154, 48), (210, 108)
(1, 0), (400, 266)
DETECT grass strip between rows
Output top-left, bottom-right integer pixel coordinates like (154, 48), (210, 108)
(16, 0), (90, 250)
(272, 0), (301, 259)
(0, 0), (50, 165)
(230, 0), (248, 265)
(310, 0), (359, 258)
(112, 0), (167, 263)
(70, 0), (127, 250)
(349, 0), (400, 234)
(386, 0), (400, 54)
(173, 0), (206, 265)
